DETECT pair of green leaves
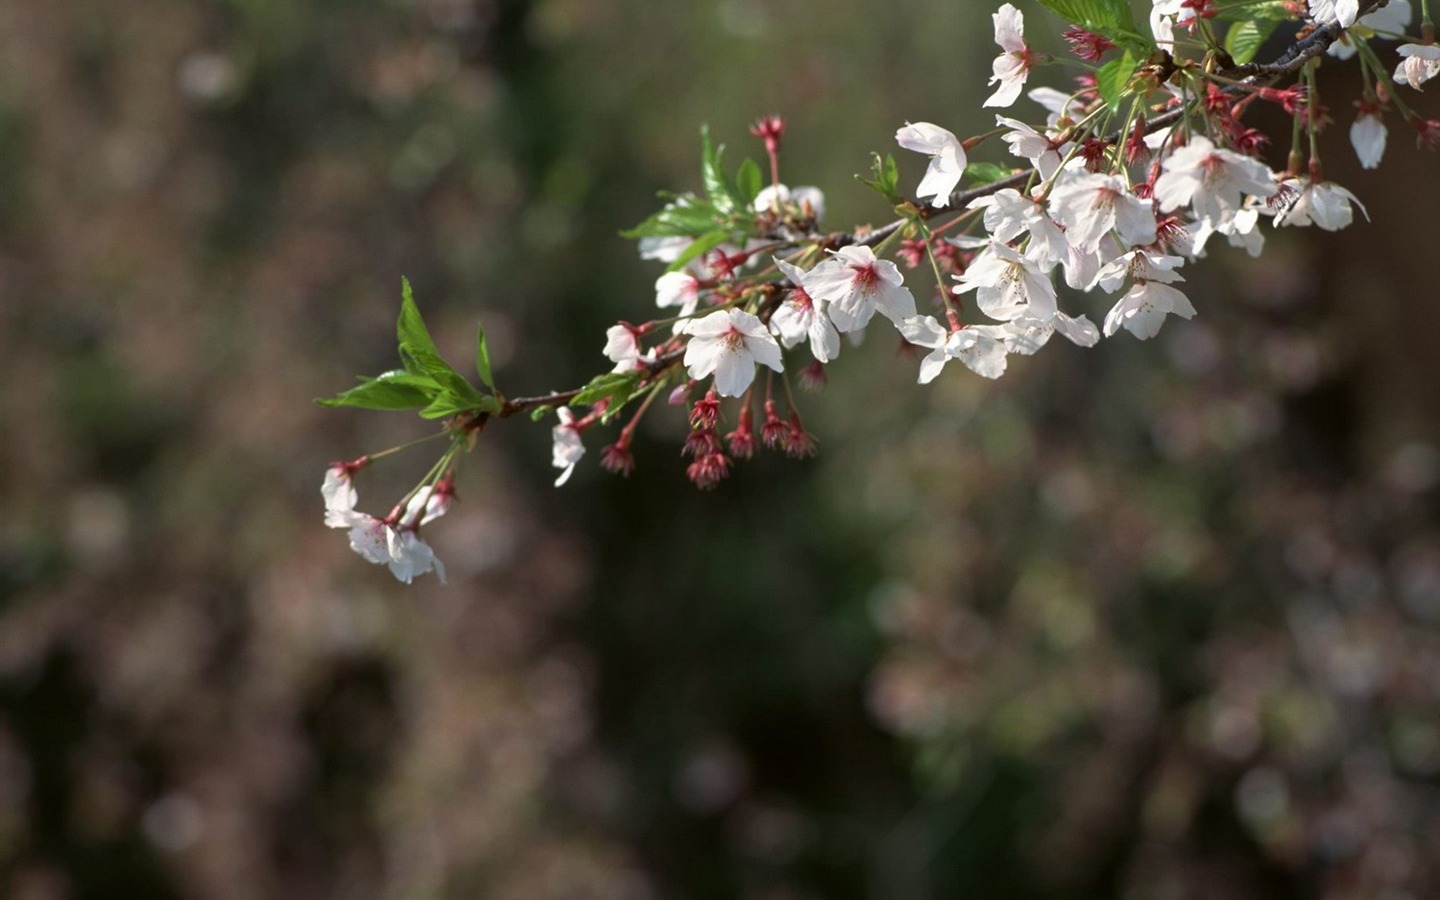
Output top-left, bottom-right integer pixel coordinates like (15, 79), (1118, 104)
(318, 279), (501, 420)
(621, 126), (767, 273)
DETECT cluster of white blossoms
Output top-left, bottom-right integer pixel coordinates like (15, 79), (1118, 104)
(325, 0), (1440, 579)
(323, 463), (450, 583)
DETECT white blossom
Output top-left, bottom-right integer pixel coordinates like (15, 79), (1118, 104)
(1150, 0), (1195, 46)
(655, 270), (701, 315)
(1001, 311), (1100, 355)
(799, 245), (917, 333)
(953, 240), (1057, 322)
(322, 465), (358, 526)
(984, 4), (1032, 108)
(1153, 136), (1277, 226)
(1103, 282), (1196, 339)
(552, 406), (585, 487)
(1274, 179), (1368, 231)
(898, 315), (1009, 382)
(1048, 171), (1158, 252)
(402, 484), (452, 527)
(966, 188), (1068, 270)
(329, 511), (446, 584)
(771, 258), (841, 363)
(680, 308), (784, 397)
(895, 122), (967, 208)
(996, 116), (1065, 180)
(1309, 0), (1360, 28)
(1190, 206), (1266, 258)
(1350, 111), (1387, 169)
(1327, 0), (1412, 59)
(1394, 43), (1440, 90)
(753, 183), (826, 220)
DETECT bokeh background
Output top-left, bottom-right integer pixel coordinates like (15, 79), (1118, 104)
(3, 1), (1440, 898)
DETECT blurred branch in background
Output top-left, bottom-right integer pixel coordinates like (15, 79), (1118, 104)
(0, 0), (1438, 899)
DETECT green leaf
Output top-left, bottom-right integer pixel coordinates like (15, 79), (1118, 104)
(1096, 49), (1138, 113)
(1212, 0), (1292, 21)
(397, 277), (439, 366)
(963, 162), (1016, 185)
(700, 125), (741, 214)
(734, 158), (764, 206)
(621, 196), (723, 239)
(1035, 0), (1150, 51)
(573, 371), (639, 407)
(474, 323), (495, 390)
(664, 229), (730, 274)
(857, 152), (901, 203)
(418, 391), (500, 420)
(1223, 19), (1278, 65)
(316, 370), (438, 410)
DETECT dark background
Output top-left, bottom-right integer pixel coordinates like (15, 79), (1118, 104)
(2, 1), (1439, 898)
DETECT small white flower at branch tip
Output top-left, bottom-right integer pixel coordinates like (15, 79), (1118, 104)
(604, 323), (657, 373)
(753, 184), (826, 220)
(552, 406), (585, 486)
(799, 245), (916, 333)
(333, 512), (446, 584)
(322, 465), (358, 521)
(1350, 111), (1387, 169)
(996, 116), (1065, 181)
(771, 258), (841, 363)
(1048, 171), (1158, 252)
(1274, 178), (1368, 231)
(984, 3), (1032, 109)
(899, 315), (1009, 382)
(1309, 0), (1360, 28)
(655, 271), (701, 314)
(1394, 44), (1440, 91)
(1152, 136), (1277, 227)
(680, 308), (784, 398)
(953, 241), (1058, 323)
(895, 122), (967, 208)
(1103, 281), (1197, 340)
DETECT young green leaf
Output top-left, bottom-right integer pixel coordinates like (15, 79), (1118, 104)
(734, 158), (764, 207)
(963, 162), (1016, 185)
(1224, 19), (1278, 65)
(857, 152), (901, 203)
(620, 196), (723, 239)
(1036, 0), (1149, 50)
(418, 391), (501, 420)
(700, 125), (741, 215)
(1212, 0), (1292, 21)
(316, 370), (437, 410)
(573, 371), (639, 407)
(475, 323), (495, 391)
(664, 229), (730, 274)
(397, 277), (439, 362)
(1096, 49), (1138, 112)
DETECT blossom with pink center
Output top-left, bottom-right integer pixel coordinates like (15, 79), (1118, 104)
(322, 464), (360, 525)
(1103, 282), (1196, 339)
(771, 258), (841, 362)
(1327, 0), (1411, 59)
(798, 245), (917, 333)
(1152, 136), (1277, 226)
(680, 308), (784, 397)
(1048, 171), (1158, 252)
(984, 4), (1033, 108)
(895, 122), (967, 207)
(328, 510), (446, 584)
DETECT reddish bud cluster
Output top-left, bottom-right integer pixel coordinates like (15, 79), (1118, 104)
(1062, 26), (1116, 62)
